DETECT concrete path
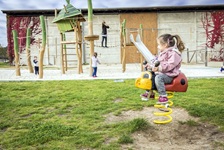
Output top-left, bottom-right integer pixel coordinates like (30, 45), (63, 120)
(0, 64), (223, 81)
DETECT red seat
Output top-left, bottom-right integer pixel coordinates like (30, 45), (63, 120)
(165, 72), (188, 92)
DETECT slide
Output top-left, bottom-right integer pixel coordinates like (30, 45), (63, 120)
(130, 34), (155, 63)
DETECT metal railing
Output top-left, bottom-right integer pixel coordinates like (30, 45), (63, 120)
(187, 47), (224, 66)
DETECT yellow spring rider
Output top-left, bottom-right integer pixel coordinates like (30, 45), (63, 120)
(135, 68), (188, 124)
(130, 34), (188, 124)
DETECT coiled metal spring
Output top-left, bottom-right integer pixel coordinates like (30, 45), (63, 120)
(153, 92), (174, 124)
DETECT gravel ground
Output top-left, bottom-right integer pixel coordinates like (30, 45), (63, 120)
(0, 63), (223, 81)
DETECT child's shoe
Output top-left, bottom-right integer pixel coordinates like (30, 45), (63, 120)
(157, 96), (168, 104)
(140, 92), (148, 98)
(140, 92), (149, 101)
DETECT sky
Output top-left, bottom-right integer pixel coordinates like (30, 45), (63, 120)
(0, 0), (224, 47)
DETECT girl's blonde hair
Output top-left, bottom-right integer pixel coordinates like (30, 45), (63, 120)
(158, 34), (185, 53)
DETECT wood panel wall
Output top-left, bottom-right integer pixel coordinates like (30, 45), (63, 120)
(120, 13), (157, 63)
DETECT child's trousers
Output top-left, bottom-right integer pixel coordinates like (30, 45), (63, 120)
(155, 74), (173, 97)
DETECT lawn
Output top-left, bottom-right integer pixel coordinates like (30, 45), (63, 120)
(0, 78), (224, 149)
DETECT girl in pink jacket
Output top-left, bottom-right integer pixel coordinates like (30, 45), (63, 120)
(141, 34), (185, 103)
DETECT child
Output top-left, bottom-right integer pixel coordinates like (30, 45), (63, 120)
(141, 34), (185, 103)
(33, 56), (39, 75)
(92, 52), (101, 77)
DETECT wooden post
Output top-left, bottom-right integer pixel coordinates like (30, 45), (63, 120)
(71, 20), (83, 74)
(12, 30), (21, 76)
(77, 22), (83, 73)
(37, 38), (41, 49)
(88, 0), (94, 76)
(63, 34), (68, 71)
(60, 33), (65, 74)
(205, 46), (208, 67)
(55, 37), (58, 59)
(221, 45), (224, 66)
(39, 15), (46, 79)
(75, 23), (80, 73)
(26, 28), (34, 73)
(121, 19), (126, 72)
(187, 48), (189, 64)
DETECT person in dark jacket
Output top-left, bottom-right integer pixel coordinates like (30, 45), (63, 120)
(101, 21), (109, 48)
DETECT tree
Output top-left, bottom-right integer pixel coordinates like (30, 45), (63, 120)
(0, 45), (8, 62)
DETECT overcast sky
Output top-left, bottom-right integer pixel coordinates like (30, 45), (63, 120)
(0, 0), (224, 46)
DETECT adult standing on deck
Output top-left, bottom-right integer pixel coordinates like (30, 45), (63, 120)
(101, 21), (109, 48)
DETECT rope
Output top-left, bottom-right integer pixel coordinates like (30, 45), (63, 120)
(84, 41), (121, 48)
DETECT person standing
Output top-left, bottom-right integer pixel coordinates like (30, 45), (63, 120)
(101, 21), (109, 48)
(33, 56), (39, 75)
(92, 52), (101, 77)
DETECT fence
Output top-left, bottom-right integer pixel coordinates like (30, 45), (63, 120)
(187, 47), (224, 66)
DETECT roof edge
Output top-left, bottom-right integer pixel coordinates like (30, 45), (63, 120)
(2, 4), (224, 16)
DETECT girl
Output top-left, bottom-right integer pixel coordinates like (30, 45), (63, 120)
(92, 52), (101, 77)
(141, 34), (185, 103)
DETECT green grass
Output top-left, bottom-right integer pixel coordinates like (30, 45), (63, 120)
(174, 78), (224, 128)
(0, 78), (224, 149)
(0, 62), (11, 68)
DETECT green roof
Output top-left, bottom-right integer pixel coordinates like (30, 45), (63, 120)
(53, 3), (85, 23)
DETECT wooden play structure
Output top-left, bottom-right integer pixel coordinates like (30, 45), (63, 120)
(12, 15), (46, 79)
(121, 19), (144, 72)
(53, 0), (86, 74)
(120, 13), (158, 72)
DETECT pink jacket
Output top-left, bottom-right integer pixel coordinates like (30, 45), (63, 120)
(158, 47), (182, 77)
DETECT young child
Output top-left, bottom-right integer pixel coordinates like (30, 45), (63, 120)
(92, 52), (101, 77)
(141, 34), (185, 103)
(33, 56), (39, 75)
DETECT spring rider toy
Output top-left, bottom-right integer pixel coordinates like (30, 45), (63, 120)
(130, 34), (188, 124)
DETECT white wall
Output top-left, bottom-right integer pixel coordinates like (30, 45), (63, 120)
(22, 16), (62, 67)
(23, 15), (121, 67)
(158, 12), (207, 63)
(19, 11), (221, 66)
(82, 14), (121, 64)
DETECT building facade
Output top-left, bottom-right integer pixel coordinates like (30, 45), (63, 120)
(2, 5), (224, 68)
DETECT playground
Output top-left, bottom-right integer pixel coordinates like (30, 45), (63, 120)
(0, 78), (224, 149)
(1, 0), (224, 149)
